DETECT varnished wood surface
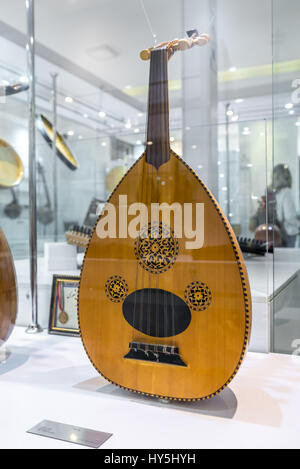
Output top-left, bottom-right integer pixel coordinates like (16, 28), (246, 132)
(0, 228), (17, 344)
(79, 151), (252, 401)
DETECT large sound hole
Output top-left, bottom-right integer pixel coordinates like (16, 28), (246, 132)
(123, 288), (191, 338)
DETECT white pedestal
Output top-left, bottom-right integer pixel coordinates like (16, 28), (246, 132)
(44, 242), (77, 272)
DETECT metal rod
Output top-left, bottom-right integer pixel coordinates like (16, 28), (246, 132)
(26, 0), (42, 334)
(51, 73), (58, 242)
(225, 103), (231, 219)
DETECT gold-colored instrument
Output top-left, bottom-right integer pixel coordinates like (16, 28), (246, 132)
(79, 32), (252, 401)
(106, 165), (127, 193)
(0, 139), (24, 188)
(37, 114), (79, 171)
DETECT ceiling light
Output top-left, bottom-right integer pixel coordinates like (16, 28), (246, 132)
(19, 75), (29, 84)
(78, 135), (83, 140)
(229, 67), (237, 72)
(125, 121), (132, 129)
(289, 110), (295, 115)
(226, 110), (234, 117)
(232, 115), (239, 122)
(134, 128), (140, 134)
(65, 96), (74, 103)
(191, 145), (197, 150)
(285, 103), (294, 110)
(235, 98), (244, 104)
(295, 122), (300, 127)
(67, 130), (74, 136)
(101, 142), (107, 147)
(136, 140), (142, 145)
(170, 137), (175, 142)
(99, 111), (106, 118)
(138, 113), (144, 117)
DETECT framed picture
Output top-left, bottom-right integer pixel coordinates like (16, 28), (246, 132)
(49, 275), (80, 337)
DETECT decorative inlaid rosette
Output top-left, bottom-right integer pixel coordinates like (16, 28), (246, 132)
(134, 222), (179, 274)
(105, 276), (128, 303)
(185, 281), (212, 311)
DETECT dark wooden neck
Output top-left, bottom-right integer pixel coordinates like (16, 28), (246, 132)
(146, 48), (170, 170)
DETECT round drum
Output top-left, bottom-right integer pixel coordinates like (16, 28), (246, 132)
(0, 139), (24, 188)
(106, 165), (127, 193)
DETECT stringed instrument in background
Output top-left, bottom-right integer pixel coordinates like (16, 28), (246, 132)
(79, 32), (252, 401)
(0, 228), (17, 346)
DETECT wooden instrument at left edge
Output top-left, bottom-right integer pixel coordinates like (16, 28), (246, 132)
(79, 32), (252, 401)
(0, 228), (17, 345)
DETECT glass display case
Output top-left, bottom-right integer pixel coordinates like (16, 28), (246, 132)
(0, 0), (299, 357)
(273, 0), (300, 354)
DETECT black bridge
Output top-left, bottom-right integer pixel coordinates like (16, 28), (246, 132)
(124, 342), (187, 367)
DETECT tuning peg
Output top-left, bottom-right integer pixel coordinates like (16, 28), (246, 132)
(140, 48), (153, 61)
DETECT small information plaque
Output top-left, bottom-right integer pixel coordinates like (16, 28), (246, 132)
(27, 420), (113, 449)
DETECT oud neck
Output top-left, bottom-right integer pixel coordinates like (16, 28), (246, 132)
(146, 48), (170, 170)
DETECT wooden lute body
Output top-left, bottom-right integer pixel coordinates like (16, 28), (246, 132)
(0, 228), (17, 345)
(79, 37), (252, 401)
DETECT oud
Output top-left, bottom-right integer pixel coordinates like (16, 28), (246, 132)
(0, 228), (17, 346)
(79, 33), (252, 401)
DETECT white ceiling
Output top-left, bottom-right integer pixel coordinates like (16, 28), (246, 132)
(0, 0), (299, 138)
(1, 0), (299, 89)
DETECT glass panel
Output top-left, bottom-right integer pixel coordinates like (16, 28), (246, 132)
(0, 5), (28, 342)
(0, 1), (274, 361)
(273, 0), (300, 354)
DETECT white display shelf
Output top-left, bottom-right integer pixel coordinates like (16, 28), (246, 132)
(245, 249), (300, 353)
(0, 327), (299, 449)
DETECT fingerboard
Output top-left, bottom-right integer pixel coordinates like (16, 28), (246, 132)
(146, 48), (170, 170)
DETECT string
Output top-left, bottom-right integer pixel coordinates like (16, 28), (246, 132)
(132, 45), (155, 346)
(132, 148), (146, 343)
(149, 52), (159, 346)
(146, 50), (158, 346)
(140, 0), (158, 46)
